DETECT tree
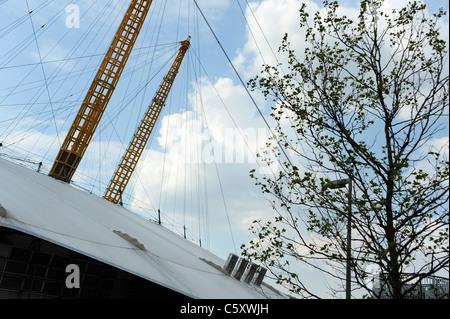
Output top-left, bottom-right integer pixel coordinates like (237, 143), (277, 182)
(242, 0), (449, 299)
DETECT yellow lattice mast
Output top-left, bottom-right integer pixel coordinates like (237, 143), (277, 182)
(49, 0), (153, 182)
(104, 37), (191, 205)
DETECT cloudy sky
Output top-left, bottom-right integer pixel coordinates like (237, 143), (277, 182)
(0, 0), (448, 298)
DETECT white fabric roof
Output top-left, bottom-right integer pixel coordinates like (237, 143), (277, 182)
(0, 158), (285, 299)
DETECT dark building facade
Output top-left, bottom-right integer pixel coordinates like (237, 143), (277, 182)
(0, 226), (188, 299)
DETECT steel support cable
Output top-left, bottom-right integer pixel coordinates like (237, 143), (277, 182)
(125, 0), (168, 140)
(175, 0), (182, 40)
(192, 1), (297, 253)
(159, 126), (171, 219)
(0, 0), (73, 68)
(157, 66), (194, 225)
(0, 66), (100, 97)
(103, 37), (191, 204)
(189, 63), (198, 244)
(158, 95), (171, 211)
(48, 0), (153, 182)
(24, 0), (125, 165)
(0, 63), (106, 96)
(0, 1), (86, 103)
(98, 48), (179, 181)
(236, 0), (267, 66)
(240, 0), (303, 148)
(0, 0), (55, 39)
(185, 59), (214, 250)
(0, 46), (172, 146)
(44, 0), (125, 98)
(182, 54), (197, 242)
(183, 84), (188, 238)
(189, 46), (279, 180)
(187, 57), (201, 243)
(99, 49), (179, 152)
(242, 0), (285, 71)
(185, 59), (196, 239)
(25, 0), (60, 147)
(157, 50), (183, 214)
(0, 100), (74, 109)
(0, 32), (38, 67)
(35, 0), (128, 167)
(0, 142), (54, 173)
(93, 54), (179, 197)
(0, 14), (29, 38)
(189, 12), (204, 242)
(189, 46), (280, 252)
(158, 57), (185, 217)
(186, 1), (204, 244)
(183, 48), (236, 253)
(193, 0), (294, 169)
(9, 1), (117, 172)
(0, 107), (72, 150)
(94, 5), (160, 195)
(0, 102), (72, 126)
(0, 0), (117, 143)
(0, 42), (177, 71)
(192, 6), (210, 249)
(3, 1), (162, 194)
(172, 111), (184, 232)
(38, 0), (124, 131)
(88, 4), (173, 197)
(0, 45), (173, 107)
(118, 0), (170, 206)
(190, 52), (210, 249)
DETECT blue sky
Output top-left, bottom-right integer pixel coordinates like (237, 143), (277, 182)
(0, 0), (448, 298)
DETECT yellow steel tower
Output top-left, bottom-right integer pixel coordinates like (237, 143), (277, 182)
(49, 0), (153, 182)
(104, 37), (191, 205)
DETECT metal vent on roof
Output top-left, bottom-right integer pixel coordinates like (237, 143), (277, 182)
(223, 253), (267, 286)
(223, 253), (239, 275)
(243, 263), (259, 284)
(232, 258), (249, 281)
(253, 266), (267, 286)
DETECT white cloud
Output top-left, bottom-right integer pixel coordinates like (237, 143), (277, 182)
(415, 136), (449, 178)
(426, 136), (449, 156)
(234, 0), (317, 77)
(126, 74), (278, 256)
